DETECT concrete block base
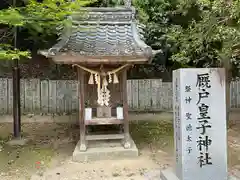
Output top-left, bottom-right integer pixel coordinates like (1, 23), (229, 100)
(72, 136), (138, 162)
(160, 168), (239, 180)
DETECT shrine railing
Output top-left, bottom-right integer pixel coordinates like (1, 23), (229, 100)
(0, 78), (239, 114)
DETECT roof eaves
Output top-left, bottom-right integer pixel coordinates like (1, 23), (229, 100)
(38, 17), (73, 57)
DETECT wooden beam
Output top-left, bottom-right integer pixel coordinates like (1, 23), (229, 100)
(78, 68), (87, 151)
(86, 134), (124, 141)
(122, 67), (131, 149)
(85, 117), (124, 125)
(52, 55), (148, 64)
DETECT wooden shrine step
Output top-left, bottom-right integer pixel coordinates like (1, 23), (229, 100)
(85, 117), (124, 125)
(86, 134), (125, 141)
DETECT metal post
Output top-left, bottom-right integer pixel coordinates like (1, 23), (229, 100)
(12, 0), (21, 138)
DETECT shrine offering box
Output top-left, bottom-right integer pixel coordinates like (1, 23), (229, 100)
(97, 106), (111, 118)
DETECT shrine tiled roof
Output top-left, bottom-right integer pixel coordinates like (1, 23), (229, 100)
(38, 6), (157, 64)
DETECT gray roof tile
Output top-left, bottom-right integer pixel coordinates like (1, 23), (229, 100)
(62, 23), (144, 56)
(39, 7), (153, 62)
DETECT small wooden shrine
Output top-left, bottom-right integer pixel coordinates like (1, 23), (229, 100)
(39, 0), (156, 151)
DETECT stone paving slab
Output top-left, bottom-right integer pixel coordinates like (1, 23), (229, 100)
(6, 137), (29, 146)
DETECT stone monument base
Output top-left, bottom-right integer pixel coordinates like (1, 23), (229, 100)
(160, 168), (238, 180)
(72, 136), (138, 162)
(160, 168), (178, 180)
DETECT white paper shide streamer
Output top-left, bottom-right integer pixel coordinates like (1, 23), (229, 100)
(72, 64), (128, 106)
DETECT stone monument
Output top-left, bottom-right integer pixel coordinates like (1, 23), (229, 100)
(161, 68), (234, 180)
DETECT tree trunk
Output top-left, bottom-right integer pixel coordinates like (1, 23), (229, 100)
(223, 60), (232, 121)
(226, 77), (230, 120)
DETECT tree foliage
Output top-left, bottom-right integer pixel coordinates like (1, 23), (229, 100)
(0, 0), (93, 60)
(134, 0), (240, 77)
(2, 0), (240, 79)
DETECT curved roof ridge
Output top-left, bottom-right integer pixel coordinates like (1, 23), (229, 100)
(38, 6), (155, 64)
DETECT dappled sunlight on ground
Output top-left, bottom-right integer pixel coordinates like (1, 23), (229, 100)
(0, 120), (239, 179)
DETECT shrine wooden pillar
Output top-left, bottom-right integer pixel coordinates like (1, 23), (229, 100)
(122, 67), (131, 149)
(78, 68), (87, 151)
